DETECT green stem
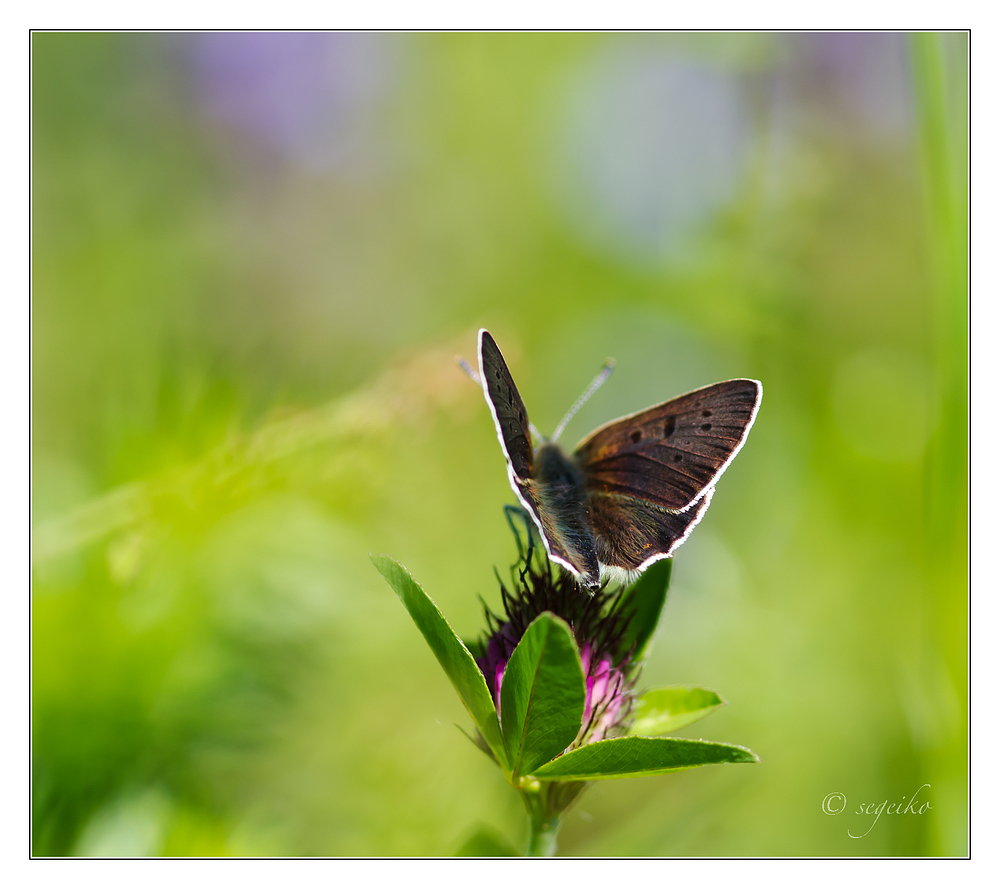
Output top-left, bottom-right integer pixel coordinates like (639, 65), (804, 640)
(519, 780), (587, 856)
(521, 787), (561, 856)
(526, 812), (561, 857)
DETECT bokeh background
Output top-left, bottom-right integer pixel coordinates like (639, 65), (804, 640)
(32, 32), (968, 857)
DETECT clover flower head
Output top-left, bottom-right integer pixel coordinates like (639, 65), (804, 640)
(477, 555), (638, 749)
(373, 509), (758, 856)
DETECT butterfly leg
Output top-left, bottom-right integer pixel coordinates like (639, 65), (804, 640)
(503, 503), (535, 562)
(504, 502), (552, 584)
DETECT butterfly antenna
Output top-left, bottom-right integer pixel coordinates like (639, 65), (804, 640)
(455, 355), (482, 385)
(551, 358), (616, 443)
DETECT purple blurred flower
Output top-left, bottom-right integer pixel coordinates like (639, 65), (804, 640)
(548, 45), (751, 267)
(192, 32), (397, 173)
(800, 32), (913, 139)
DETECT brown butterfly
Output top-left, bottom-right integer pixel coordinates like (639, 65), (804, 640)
(475, 329), (762, 589)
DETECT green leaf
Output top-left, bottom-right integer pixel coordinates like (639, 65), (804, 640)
(531, 736), (758, 780)
(456, 724), (498, 765)
(462, 637), (486, 661)
(500, 612), (585, 778)
(613, 558), (671, 663)
(455, 826), (518, 857)
(628, 686), (725, 736)
(371, 554), (508, 771)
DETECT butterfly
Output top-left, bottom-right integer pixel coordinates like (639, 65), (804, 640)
(475, 329), (762, 590)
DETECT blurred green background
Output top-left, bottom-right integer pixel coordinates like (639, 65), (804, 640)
(31, 32), (967, 856)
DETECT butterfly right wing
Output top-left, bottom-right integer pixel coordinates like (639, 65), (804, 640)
(574, 379), (762, 513)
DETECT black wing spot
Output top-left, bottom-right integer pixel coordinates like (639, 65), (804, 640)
(630, 430), (642, 443)
(663, 416), (676, 438)
(673, 454), (683, 463)
(702, 409), (712, 417)
(701, 423), (712, 431)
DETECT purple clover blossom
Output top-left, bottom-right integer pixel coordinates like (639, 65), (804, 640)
(578, 642), (627, 745)
(477, 556), (638, 750)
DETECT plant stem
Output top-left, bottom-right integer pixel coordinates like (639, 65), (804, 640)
(526, 812), (560, 857)
(520, 786), (562, 856)
(520, 780), (587, 855)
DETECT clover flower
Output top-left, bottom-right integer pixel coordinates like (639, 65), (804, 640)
(477, 556), (637, 749)
(372, 516), (759, 856)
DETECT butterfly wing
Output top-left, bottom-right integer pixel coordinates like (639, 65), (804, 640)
(478, 330), (590, 577)
(590, 486), (715, 578)
(574, 379), (762, 513)
(478, 330), (533, 480)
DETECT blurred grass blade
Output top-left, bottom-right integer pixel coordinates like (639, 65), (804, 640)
(910, 32), (969, 557)
(614, 558), (671, 663)
(628, 686), (725, 736)
(33, 346), (471, 564)
(499, 612), (585, 779)
(371, 554), (508, 771)
(531, 736), (758, 781)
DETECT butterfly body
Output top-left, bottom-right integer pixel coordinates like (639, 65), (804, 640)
(526, 442), (601, 582)
(477, 329), (761, 590)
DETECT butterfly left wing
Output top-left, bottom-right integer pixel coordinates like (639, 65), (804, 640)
(478, 330), (588, 578)
(574, 379), (762, 513)
(478, 329), (534, 481)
